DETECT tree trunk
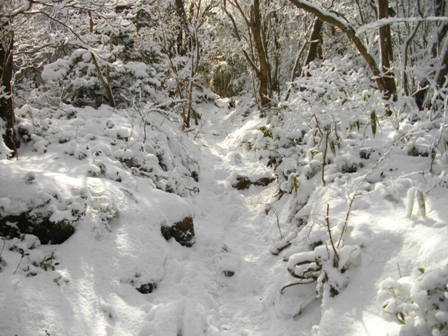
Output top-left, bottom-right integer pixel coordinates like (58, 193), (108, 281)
(436, 45), (448, 88)
(433, 0), (448, 88)
(378, 0), (397, 100)
(88, 11), (116, 108)
(250, 0), (270, 106)
(304, 18), (323, 67)
(432, 0), (448, 58)
(0, 18), (17, 158)
(415, 0), (447, 109)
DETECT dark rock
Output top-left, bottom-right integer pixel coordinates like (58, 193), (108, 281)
(223, 270), (235, 277)
(340, 163), (358, 173)
(161, 217), (195, 247)
(232, 175), (252, 190)
(191, 171), (199, 182)
(253, 177), (276, 186)
(232, 175), (276, 190)
(0, 213), (75, 245)
(136, 282), (157, 294)
(359, 149), (371, 160)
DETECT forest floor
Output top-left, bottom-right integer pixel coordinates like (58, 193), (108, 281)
(1, 98), (448, 335)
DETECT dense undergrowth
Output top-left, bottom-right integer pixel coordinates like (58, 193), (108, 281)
(239, 54), (448, 323)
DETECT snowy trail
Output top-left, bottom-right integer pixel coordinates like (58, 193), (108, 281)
(139, 101), (308, 335)
(170, 101), (326, 336)
(183, 104), (283, 334)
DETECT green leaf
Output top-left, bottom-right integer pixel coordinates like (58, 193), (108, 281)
(416, 190), (426, 217)
(418, 268), (425, 274)
(370, 111), (377, 137)
(330, 141), (336, 157)
(397, 312), (406, 325)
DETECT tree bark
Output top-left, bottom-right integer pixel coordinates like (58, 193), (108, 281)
(250, 0), (270, 106)
(378, 0), (397, 100)
(88, 10), (116, 108)
(0, 18), (17, 158)
(432, 0), (448, 58)
(436, 45), (448, 88)
(304, 18), (323, 67)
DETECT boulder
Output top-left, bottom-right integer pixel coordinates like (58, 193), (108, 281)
(232, 175), (252, 190)
(253, 177), (276, 186)
(0, 212), (75, 245)
(161, 216), (195, 247)
(136, 282), (157, 294)
(232, 175), (276, 190)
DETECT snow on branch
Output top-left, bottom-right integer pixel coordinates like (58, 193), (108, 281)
(289, 0), (354, 34)
(8, 1), (34, 17)
(289, 0), (386, 93)
(357, 16), (448, 36)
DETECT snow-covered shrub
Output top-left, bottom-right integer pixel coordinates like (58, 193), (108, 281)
(208, 57), (248, 97)
(6, 234), (61, 277)
(379, 266), (448, 335)
(41, 48), (168, 109)
(246, 55), (403, 309)
(244, 55), (386, 221)
(286, 242), (361, 299)
(15, 104), (200, 196)
(276, 183), (362, 305)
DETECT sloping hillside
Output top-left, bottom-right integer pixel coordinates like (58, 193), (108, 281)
(1, 93), (448, 336)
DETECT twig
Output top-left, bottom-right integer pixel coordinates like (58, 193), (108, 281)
(336, 141), (399, 248)
(325, 204), (339, 260)
(280, 280), (316, 294)
(322, 131), (329, 186)
(14, 251), (25, 275)
(266, 204), (283, 239)
(193, 120), (205, 141)
(431, 95), (448, 173)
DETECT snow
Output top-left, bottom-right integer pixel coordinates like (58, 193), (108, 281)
(1, 91), (448, 336)
(124, 62), (150, 79)
(41, 59), (71, 82)
(356, 16), (448, 36)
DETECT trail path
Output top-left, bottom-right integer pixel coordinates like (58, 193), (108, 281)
(140, 101), (316, 335)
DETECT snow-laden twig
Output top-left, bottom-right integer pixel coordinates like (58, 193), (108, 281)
(336, 140), (401, 248)
(325, 204), (339, 261)
(266, 204), (283, 239)
(356, 16), (448, 36)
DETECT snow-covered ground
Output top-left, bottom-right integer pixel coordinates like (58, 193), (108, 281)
(1, 97), (448, 335)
